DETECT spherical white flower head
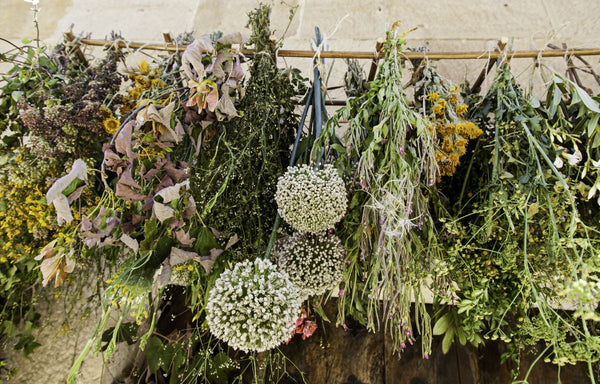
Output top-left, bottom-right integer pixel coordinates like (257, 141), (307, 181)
(274, 232), (345, 298)
(275, 164), (347, 233)
(206, 258), (302, 353)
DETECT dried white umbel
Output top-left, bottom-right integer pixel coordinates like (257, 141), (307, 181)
(275, 164), (347, 233)
(274, 232), (345, 298)
(206, 258), (301, 352)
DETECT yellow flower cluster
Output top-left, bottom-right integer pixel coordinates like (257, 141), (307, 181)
(101, 106), (120, 136)
(426, 88), (483, 179)
(120, 61), (165, 115)
(0, 154), (86, 262)
(0, 185), (51, 260)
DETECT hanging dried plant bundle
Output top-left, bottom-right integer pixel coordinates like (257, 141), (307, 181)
(433, 64), (600, 371)
(190, 5), (299, 258)
(413, 64), (483, 179)
(319, 29), (439, 357)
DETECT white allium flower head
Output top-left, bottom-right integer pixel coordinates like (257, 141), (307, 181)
(206, 258), (302, 353)
(274, 232), (345, 298)
(275, 164), (347, 233)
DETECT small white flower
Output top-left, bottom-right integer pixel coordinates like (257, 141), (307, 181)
(206, 258), (301, 353)
(275, 164), (347, 233)
(273, 232), (345, 298)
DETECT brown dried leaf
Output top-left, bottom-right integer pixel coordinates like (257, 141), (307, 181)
(216, 93), (239, 121)
(120, 234), (139, 254)
(182, 196), (196, 219)
(217, 32), (246, 46)
(225, 233), (239, 250)
(155, 180), (189, 204)
(115, 121), (136, 159)
(153, 202), (175, 223)
(118, 165), (142, 190)
(198, 248), (222, 274)
(169, 247), (199, 266)
(116, 183), (147, 202)
(164, 160), (188, 182)
(38, 251), (75, 288)
(67, 186), (85, 204)
(182, 35), (214, 82)
(103, 149), (128, 174)
(175, 230), (196, 247)
(211, 52), (233, 80)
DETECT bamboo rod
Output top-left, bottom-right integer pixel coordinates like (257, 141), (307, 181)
(367, 38), (384, 81)
(470, 37), (508, 92)
(74, 36), (600, 60)
(162, 31), (174, 44)
(64, 31), (88, 66)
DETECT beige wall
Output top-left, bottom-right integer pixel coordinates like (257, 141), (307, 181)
(1, 1), (600, 382)
(2, 0), (600, 93)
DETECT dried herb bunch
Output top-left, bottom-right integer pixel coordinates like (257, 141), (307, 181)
(318, 28), (439, 357)
(433, 64), (600, 378)
(190, 4), (299, 258)
(18, 50), (123, 161)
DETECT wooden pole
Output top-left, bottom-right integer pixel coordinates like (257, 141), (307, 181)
(64, 31), (88, 66)
(73, 35), (600, 60)
(162, 31), (174, 44)
(367, 38), (384, 81)
(470, 37), (508, 92)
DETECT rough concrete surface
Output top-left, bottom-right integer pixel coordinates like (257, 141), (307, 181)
(1, 0), (600, 382)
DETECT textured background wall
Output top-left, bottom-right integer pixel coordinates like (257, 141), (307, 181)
(1, 0), (600, 382)
(2, 0), (600, 90)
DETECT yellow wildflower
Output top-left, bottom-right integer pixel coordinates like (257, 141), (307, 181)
(448, 152), (460, 166)
(466, 122), (483, 139)
(449, 93), (458, 105)
(455, 138), (468, 148)
(139, 60), (149, 75)
(433, 99), (447, 116)
(441, 137), (454, 153)
(428, 92), (440, 102)
(187, 265), (194, 271)
(456, 104), (468, 117)
(103, 118), (120, 136)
